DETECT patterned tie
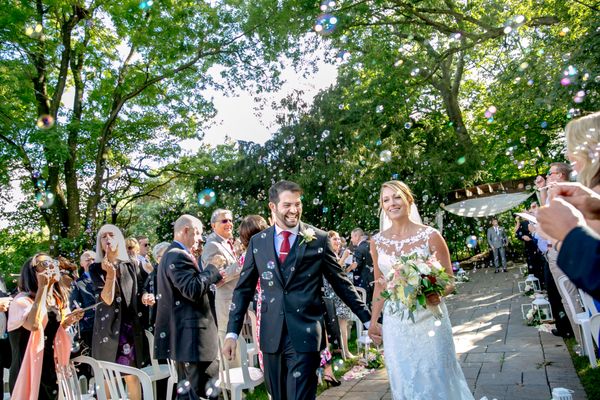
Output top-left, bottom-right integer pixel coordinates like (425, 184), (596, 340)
(227, 239), (236, 256)
(279, 231), (292, 264)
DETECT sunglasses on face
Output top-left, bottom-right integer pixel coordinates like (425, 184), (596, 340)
(35, 259), (57, 270)
(142, 243), (150, 247)
(219, 219), (233, 224)
(546, 171), (559, 177)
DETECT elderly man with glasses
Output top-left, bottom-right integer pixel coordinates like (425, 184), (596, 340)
(201, 208), (242, 365)
(535, 163), (581, 343)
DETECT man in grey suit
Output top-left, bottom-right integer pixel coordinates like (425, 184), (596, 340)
(487, 218), (508, 272)
(201, 208), (241, 365)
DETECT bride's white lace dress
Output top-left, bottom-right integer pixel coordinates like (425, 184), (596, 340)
(374, 226), (474, 400)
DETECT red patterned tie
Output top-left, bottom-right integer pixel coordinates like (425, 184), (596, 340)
(279, 231), (292, 264)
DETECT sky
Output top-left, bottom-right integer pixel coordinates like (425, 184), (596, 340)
(189, 60), (338, 148)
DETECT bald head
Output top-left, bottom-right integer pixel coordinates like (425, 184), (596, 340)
(174, 215), (202, 235)
(173, 214), (203, 251)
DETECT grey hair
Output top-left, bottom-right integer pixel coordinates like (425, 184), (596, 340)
(152, 241), (170, 261)
(95, 224), (130, 263)
(351, 228), (365, 236)
(210, 208), (232, 224)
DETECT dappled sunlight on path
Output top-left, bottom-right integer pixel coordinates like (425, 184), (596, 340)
(319, 262), (587, 400)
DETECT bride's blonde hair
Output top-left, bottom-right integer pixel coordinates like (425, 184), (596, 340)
(379, 180), (414, 210)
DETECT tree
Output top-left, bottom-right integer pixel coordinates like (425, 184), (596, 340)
(0, 0), (318, 253)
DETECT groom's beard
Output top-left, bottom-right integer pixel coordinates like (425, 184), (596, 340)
(274, 209), (301, 229)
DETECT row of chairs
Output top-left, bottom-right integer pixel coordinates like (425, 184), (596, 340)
(9, 290), (373, 400)
(57, 322), (264, 400)
(557, 276), (600, 367)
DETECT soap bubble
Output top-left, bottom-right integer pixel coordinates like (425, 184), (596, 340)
(36, 115), (55, 129)
(314, 14), (337, 35)
(466, 235), (477, 248)
(261, 271), (273, 280)
(197, 189), (216, 207)
(379, 150), (392, 163)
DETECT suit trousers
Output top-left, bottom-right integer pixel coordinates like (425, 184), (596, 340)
(491, 247), (507, 270)
(263, 326), (321, 400)
(176, 360), (217, 399)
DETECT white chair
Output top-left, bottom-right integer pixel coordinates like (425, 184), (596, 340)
(558, 276), (597, 367)
(351, 287), (372, 356)
(217, 337), (264, 400)
(579, 289), (600, 315)
(143, 330), (172, 398)
(71, 355), (108, 400)
(580, 289), (600, 362)
(165, 359), (178, 400)
(58, 362), (95, 400)
(97, 360), (154, 400)
(243, 310), (259, 367)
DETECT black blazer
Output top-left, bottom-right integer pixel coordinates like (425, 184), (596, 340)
(89, 261), (147, 368)
(227, 222), (371, 353)
(69, 274), (96, 332)
(154, 242), (223, 362)
(355, 240), (374, 287)
(558, 226), (600, 298)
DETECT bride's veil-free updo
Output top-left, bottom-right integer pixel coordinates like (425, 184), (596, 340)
(379, 180), (422, 232)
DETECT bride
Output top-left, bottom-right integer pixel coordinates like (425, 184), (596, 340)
(367, 180), (474, 400)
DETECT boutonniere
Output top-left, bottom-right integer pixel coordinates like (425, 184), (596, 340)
(299, 228), (316, 246)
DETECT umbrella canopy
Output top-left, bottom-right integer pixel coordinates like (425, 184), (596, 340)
(442, 191), (535, 217)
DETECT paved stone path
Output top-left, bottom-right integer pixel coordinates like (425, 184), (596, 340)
(318, 263), (587, 400)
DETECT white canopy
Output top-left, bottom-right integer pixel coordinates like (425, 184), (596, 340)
(442, 192), (535, 218)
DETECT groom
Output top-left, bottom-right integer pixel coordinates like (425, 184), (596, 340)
(222, 180), (371, 400)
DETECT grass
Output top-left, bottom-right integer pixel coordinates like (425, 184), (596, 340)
(565, 338), (600, 400)
(244, 328), (362, 400)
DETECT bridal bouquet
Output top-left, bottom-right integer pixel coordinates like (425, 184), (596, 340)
(379, 253), (453, 322)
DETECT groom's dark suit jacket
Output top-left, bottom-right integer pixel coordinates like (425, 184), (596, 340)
(227, 222), (371, 353)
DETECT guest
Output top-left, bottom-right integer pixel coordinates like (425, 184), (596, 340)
(70, 251), (97, 351)
(566, 111), (600, 230)
(201, 209), (241, 357)
(238, 215), (269, 370)
(537, 184), (600, 297)
(141, 242), (170, 330)
(486, 218), (508, 273)
(154, 215), (223, 399)
(90, 225), (147, 400)
(137, 236), (152, 265)
(0, 276), (12, 398)
(350, 228), (374, 307)
(8, 254), (82, 399)
(126, 237), (153, 332)
(326, 231), (354, 359)
(536, 162), (580, 340)
(515, 204), (544, 279)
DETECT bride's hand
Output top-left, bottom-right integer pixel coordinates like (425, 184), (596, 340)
(425, 293), (441, 306)
(368, 323), (383, 346)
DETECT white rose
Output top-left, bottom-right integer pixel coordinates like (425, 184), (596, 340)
(305, 228), (316, 237)
(407, 269), (421, 286)
(429, 260), (443, 272)
(417, 262), (431, 275)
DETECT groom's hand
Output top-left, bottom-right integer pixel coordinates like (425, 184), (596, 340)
(368, 323), (382, 346)
(222, 338), (237, 361)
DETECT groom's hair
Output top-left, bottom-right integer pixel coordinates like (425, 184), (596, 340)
(269, 180), (303, 204)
